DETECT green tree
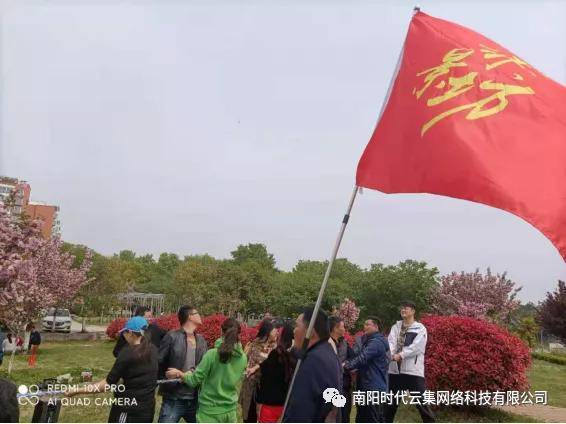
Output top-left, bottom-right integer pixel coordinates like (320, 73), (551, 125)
(513, 316), (539, 348)
(231, 243), (277, 270)
(170, 255), (224, 314)
(158, 253), (180, 273)
(76, 254), (128, 316)
(117, 250), (136, 262)
(537, 280), (566, 342)
(267, 258), (362, 318)
(61, 242), (89, 268)
(171, 254), (274, 316)
(356, 260), (439, 330)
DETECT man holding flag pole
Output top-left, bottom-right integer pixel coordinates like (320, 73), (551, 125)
(282, 4), (566, 422)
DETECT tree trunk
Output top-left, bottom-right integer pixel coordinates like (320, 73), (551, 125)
(7, 328), (21, 376)
(52, 307), (58, 332)
(80, 304), (86, 332)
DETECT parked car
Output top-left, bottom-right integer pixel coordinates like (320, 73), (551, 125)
(42, 308), (72, 333)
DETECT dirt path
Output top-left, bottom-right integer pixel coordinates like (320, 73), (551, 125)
(70, 319), (107, 333)
(499, 404), (566, 423)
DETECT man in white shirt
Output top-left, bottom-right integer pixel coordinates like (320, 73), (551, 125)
(384, 301), (435, 423)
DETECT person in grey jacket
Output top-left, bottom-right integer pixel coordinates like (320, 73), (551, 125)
(384, 301), (435, 423)
(158, 305), (208, 423)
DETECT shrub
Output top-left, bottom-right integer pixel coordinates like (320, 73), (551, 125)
(241, 325), (258, 347)
(197, 314), (228, 347)
(422, 315), (531, 392)
(531, 352), (566, 365)
(154, 314), (180, 332)
(342, 330), (364, 348)
(343, 331), (355, 347)
(106, 315), (178, 339)
(106, 318), (127, 339)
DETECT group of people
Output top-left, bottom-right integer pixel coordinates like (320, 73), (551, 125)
(281, 301), (434, 423)
(67, 306), (297, 423)
(0, 324), (42, 368)
(64, 301), (434, 423)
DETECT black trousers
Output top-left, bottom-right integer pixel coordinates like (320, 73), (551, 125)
(356, 404), (384, 423)
(383, 374), (435, 423)
(108, 405), (155, 423)
(341, 382), (353, 423)
(244, 398), (257, 423)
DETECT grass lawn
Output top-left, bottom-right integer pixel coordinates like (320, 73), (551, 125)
(387, 405), (539, 422)
(0, 340), (557, 422)
(0, 340), (118, 422)
(528, 359), (566, 408)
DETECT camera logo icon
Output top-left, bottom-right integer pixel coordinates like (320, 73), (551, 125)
(18, 385), (40, 406)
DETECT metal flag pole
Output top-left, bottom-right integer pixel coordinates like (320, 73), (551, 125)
(280, 6), (419, 419)
(281, 184), (359, 416)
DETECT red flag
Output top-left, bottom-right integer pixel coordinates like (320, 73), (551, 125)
(356, 11), (566, 260)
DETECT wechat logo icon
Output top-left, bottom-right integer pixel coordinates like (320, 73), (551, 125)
(323, 387), (347, 408)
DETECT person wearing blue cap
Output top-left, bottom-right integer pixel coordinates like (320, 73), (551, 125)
(66, 316), (159, 423)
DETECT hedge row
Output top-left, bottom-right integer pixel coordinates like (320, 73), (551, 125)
(531, 351), (566, 365)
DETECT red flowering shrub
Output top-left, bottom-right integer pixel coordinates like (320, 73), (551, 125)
(106, 315), (179, 339)
(343, 331), (355, 347)
(422, 315), (531, 392)
(198, 314), (259, 347)
(106, 318), (127, 339)
(343, 330), (363, 347)
(241, 325), (258, 347)
(198, 314), (228, 347)
(107, 313), (258, 348)
(154, 314), (180, 332)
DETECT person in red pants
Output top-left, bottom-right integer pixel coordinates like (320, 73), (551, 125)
(27, 326), (41, 368)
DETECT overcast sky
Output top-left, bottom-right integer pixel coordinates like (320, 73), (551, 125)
(1, 0), (565, 302)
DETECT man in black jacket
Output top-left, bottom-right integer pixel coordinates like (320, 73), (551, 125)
(344, 317), (390, 423)
(113, 306), (165, 357)
(158, 305), (208, 423)
(283, 308), (342, 423)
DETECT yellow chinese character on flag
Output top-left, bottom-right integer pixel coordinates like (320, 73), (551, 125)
(414, 48), (475, 99)
(480, 44), (530, 71)
(414, 46), (536, 135)
(421, 80), (534, 135)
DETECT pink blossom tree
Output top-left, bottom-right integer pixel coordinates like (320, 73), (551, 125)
(0, 204), (92, 369)
(336, 298), (360, 330)
(432, 269), (520, 323)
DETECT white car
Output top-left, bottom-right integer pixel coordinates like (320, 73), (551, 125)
(42, 308), (72, 333)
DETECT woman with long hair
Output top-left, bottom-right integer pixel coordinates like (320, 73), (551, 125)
(240, 318), (278, 422)
(168, 317), (248, 423)
(256, 322), (296, 423)
(66, 317), (158, 423)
